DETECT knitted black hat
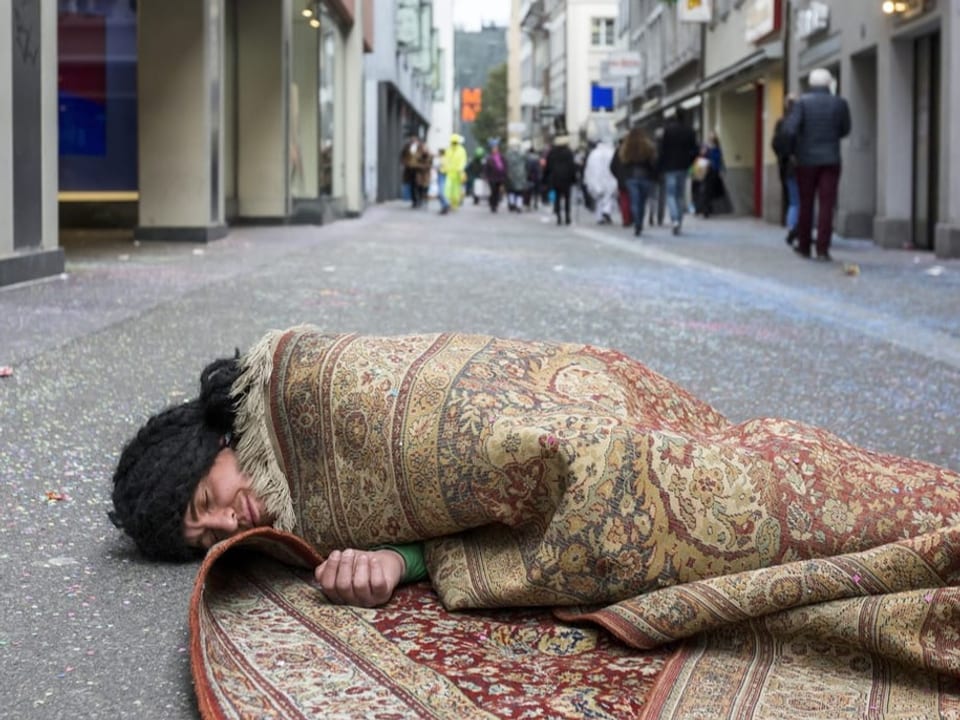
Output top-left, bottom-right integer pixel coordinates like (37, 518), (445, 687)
(109, 400), (222, 560)
(110, 357), (242, 560)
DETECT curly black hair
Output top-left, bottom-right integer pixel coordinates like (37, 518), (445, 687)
(109, 355), (243, 560)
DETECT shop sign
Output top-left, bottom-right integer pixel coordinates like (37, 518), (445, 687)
(796, 2), (829, 39)
(599, 64), (629, 89)
(603, 51), (642, 78)
(677, 0), (712, 23)
(744, 0), (782, 44)
(396, 0), (420, 48)
(461, 88), (482, 122)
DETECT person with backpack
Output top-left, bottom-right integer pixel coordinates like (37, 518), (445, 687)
(543, 134), (578, 226)
(657, 111), (699, 234)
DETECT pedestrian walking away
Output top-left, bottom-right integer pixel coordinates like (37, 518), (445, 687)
(400, 133), (426, 208)
(466, 147), (486, 205)
(647, 128), (665, 228)
(544, 134), (577, 225)
(609, 138), (632, 228)
(577, 143), (596, 214)
(782, 67), (852, 262)
(772, 95), (800, 246)
(415, 142), (433, 209)
(484, 139), (507, 213)
(699, 132), (731, 218)
(524, 143), (542, 210)
(504, 139), (529, 212)
(618, 126), (658, 237)
(435, 148), (450, 214)
(584, 137), (618, 225)
(657, 111), (699, 234)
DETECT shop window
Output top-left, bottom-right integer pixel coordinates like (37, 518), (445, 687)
(292, 8), (319, 198)
(291, 3), (336, 197)
(58, 0), (138, 193)
(319, 14), (336, 197)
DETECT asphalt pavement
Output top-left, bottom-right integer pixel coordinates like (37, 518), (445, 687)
(2, 198), (959, 719)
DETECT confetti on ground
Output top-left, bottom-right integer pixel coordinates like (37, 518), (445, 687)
(44, 491), (68, 503)
(0, 366), (12, 377)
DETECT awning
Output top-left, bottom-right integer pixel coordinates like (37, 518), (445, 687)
(629, 87), (698, 126)
(697, 41), (783, 93)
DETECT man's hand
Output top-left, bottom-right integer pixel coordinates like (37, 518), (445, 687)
(314, 548), (405, 608)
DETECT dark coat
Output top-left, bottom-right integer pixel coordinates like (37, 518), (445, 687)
(781, 87), (851, 167)
(657, 121), (699, 173)
(544, 143), (577, 191)
(484, 151), (507, 184)
(771, 118), (795, 179)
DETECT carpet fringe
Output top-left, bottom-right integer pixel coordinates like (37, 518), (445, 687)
(232, 327), (300, 533)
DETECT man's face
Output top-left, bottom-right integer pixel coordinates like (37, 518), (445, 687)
(182, 448), (273, 550)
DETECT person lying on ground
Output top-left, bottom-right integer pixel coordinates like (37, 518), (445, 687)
(110, 326), (960, 618)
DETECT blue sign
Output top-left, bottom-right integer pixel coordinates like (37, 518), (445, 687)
(591, 84), (614, 112)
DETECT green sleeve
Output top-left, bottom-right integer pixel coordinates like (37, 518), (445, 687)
(378, 542), (428, 583)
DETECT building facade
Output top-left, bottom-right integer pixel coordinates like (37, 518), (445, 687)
(428, 0), (455, 157)
(613, 0), (958, 257)
(619, 0), (703, 134)
(788, 0), (960, 257)
(518, 0), (619, 149)
(700, 0), (786, 221)
(363, 0), (441, 202)
(1, 0), (384, 289)
(454, 24), (508, 155)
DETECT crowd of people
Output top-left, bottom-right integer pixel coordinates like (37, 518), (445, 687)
(401, 119), (730, 236)
(399, 67), (850, 259)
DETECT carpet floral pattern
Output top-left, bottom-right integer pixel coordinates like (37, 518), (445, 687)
(193, 327), (960, 718)
(191, 533), (667, 720)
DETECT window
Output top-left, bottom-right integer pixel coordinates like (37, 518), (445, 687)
(58, 0), (138, 191)
(591, 17), (615, 46)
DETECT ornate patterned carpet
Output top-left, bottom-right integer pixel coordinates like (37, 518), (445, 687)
(190, 329), (960, 717)
(191, 530), (960, 720)
(190, 531), (668, 720)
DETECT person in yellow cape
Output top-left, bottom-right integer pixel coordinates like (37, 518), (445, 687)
(443, 133), (468, 210)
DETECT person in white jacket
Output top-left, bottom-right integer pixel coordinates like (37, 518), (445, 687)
(583, 138), (618, 224)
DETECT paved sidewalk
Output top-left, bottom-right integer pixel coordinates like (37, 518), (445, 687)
(1, 201), (958, 720)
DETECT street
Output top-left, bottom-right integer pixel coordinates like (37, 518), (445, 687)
(2, 200), (959, 719)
